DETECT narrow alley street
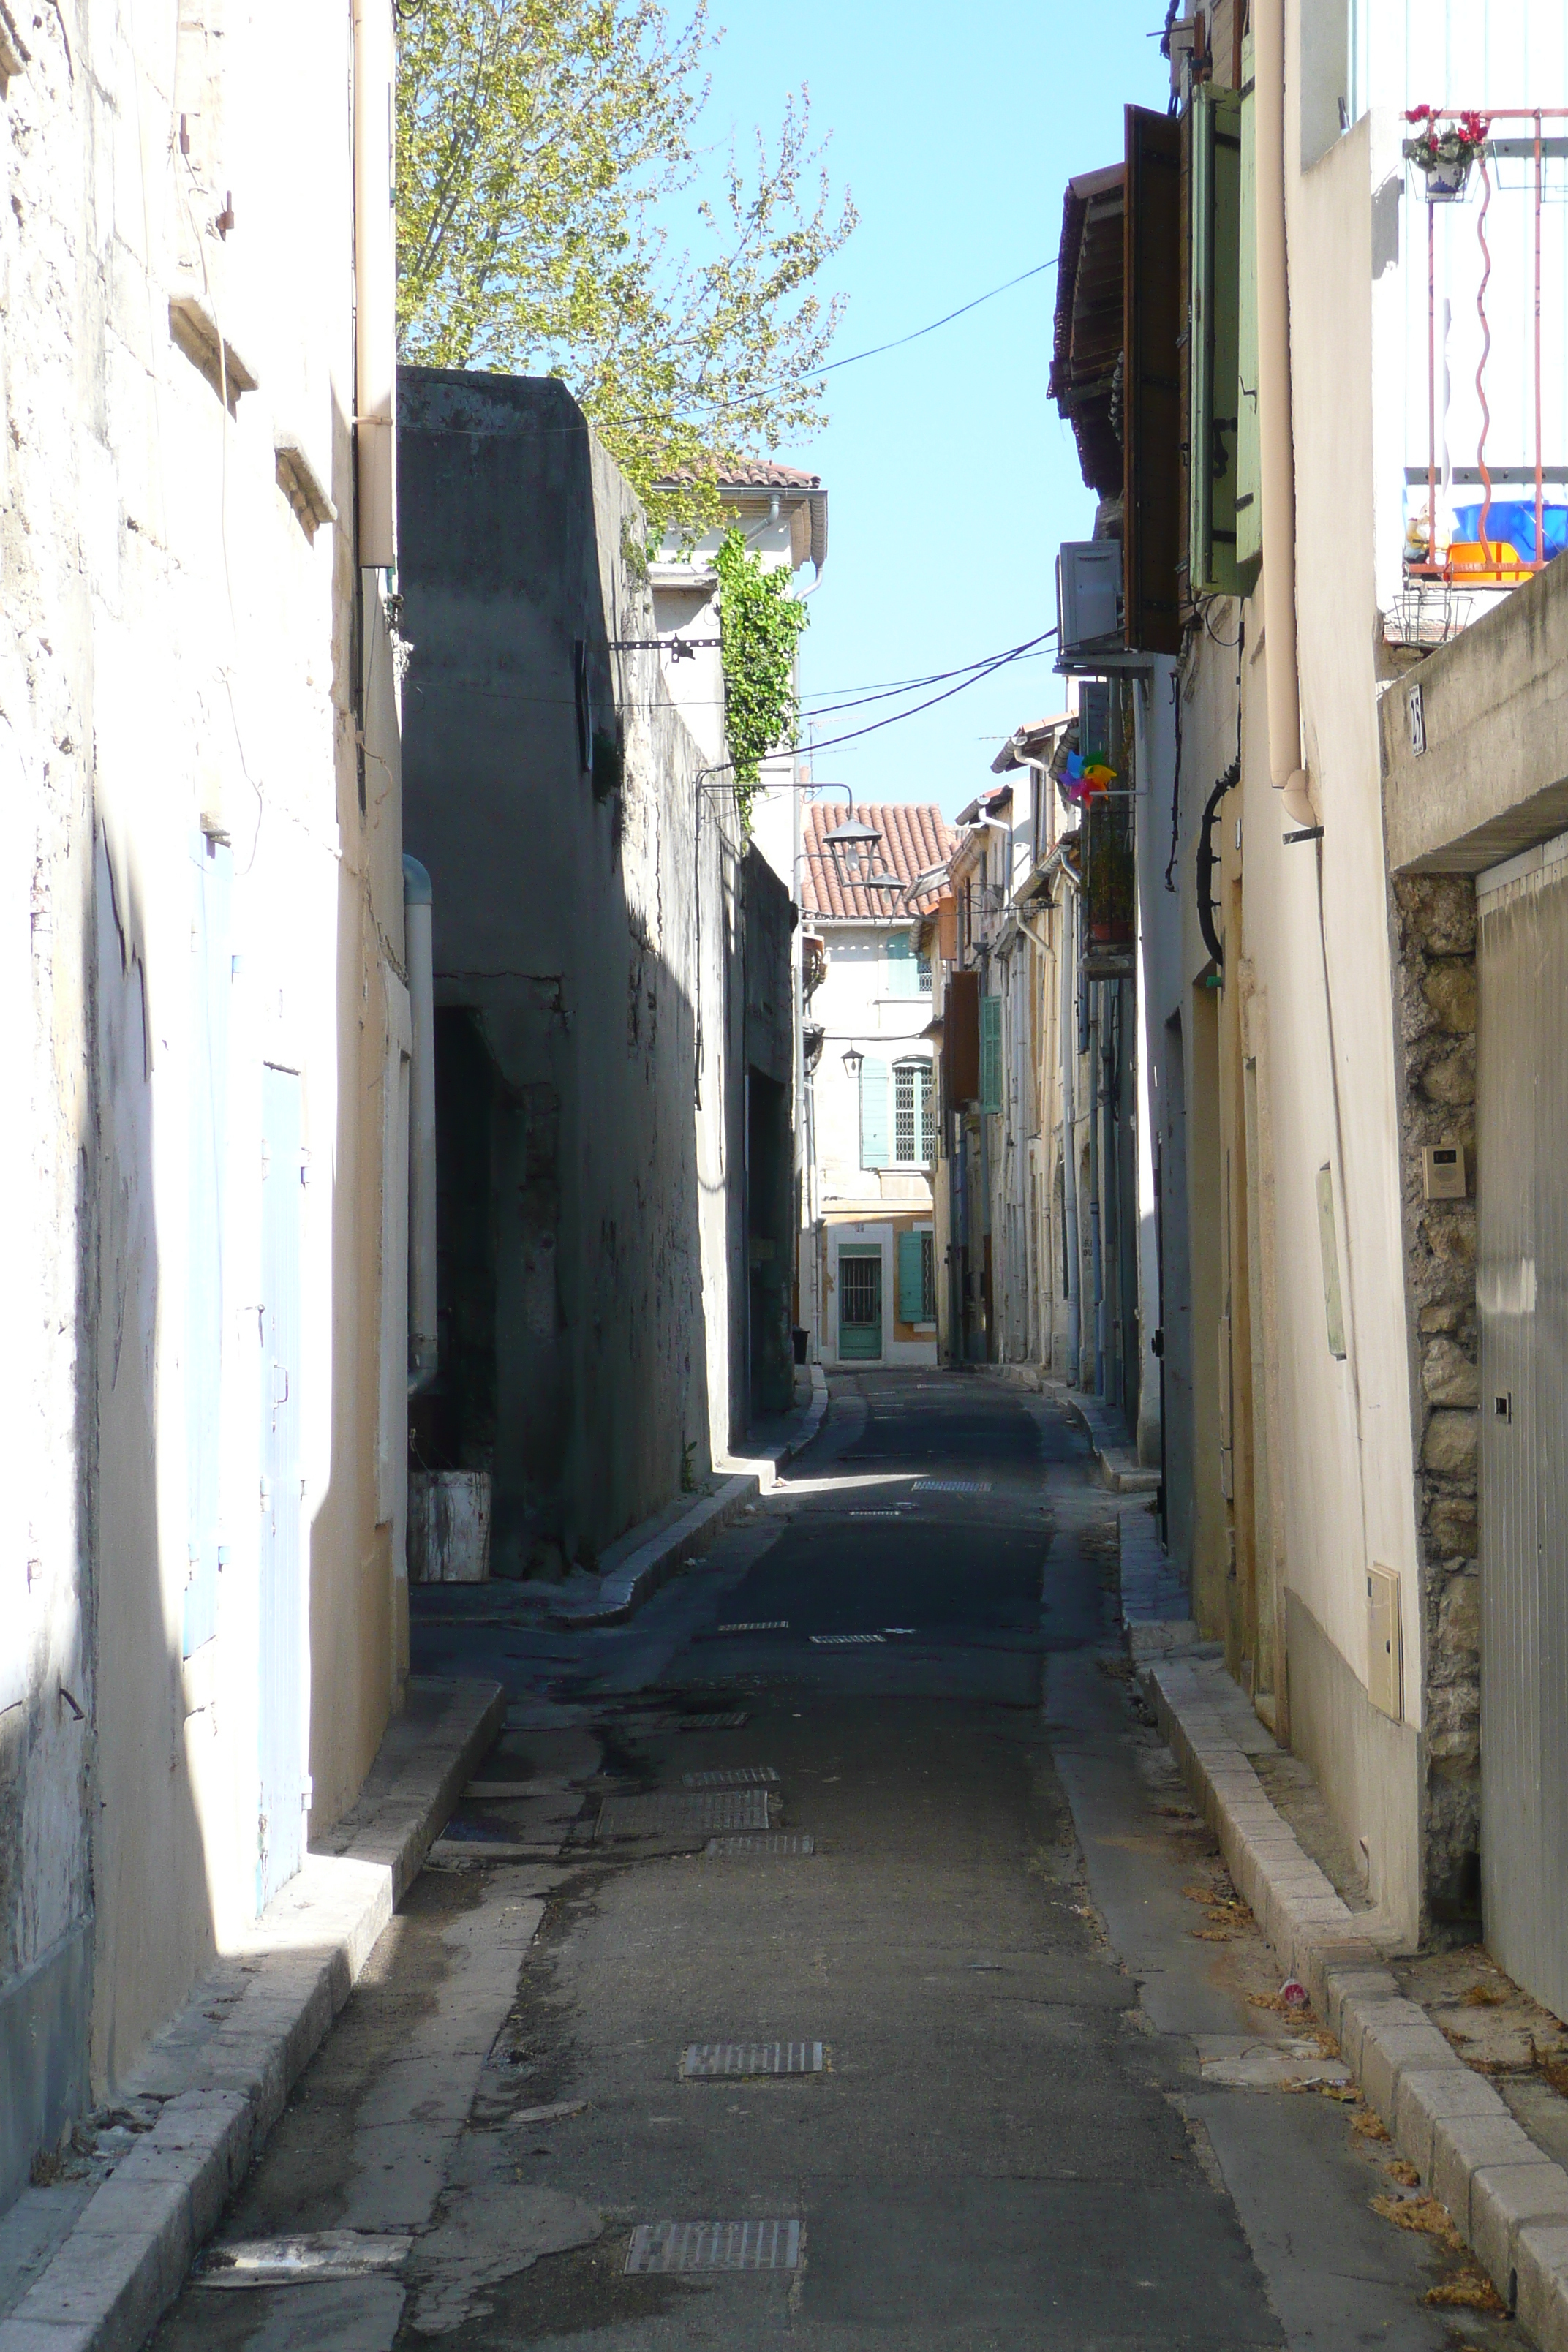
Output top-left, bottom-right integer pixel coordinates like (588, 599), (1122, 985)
(148, 1378), (1515, 2350)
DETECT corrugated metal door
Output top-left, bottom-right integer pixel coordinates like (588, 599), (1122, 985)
(1478, 852), (1566, 2014)
(257, 1063), (305, 1911)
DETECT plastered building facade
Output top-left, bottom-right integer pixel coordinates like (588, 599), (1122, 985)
(0, 0), (410, 2205)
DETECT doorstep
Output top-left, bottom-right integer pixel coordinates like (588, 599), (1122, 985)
(1140, 1643), (1568, 2345)
(0, 1676), (504, 2352)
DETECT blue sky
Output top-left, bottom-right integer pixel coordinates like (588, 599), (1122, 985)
(690, 0), (1167, 818)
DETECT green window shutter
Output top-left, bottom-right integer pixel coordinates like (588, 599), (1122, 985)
(897, 1231), (925, 1322)
(1189, 88), (1244, 596)
(883, 931), (920, 997)
(859, 1055), (890, 1168)
(980, 996), (1002, 1115)
(1235, 29), (1262, 581)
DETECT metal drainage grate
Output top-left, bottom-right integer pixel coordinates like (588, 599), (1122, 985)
(705, 1833), (815, 1857)
(682, 1766), (780, 1789)
(911, 1478), (992, 1495)
(681, 2042), (823, 2078)
(715, 1621), (789, 1633)
(678, 1711), (748, 1730)
(846, 1509), (905, 1519)
(809, 1633), (885, 1646)
(625, 2220), (801, 2274)
(595, 1790), (771, 1840)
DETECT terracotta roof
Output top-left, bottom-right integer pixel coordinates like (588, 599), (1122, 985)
(658, 460), (822, 489)
(801, 802), (954, 921)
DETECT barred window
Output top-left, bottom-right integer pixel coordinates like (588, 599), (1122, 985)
(893, 1060), (933, 1164)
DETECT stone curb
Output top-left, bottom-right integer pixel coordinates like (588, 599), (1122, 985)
(1034, 1374), (1161, 1495)
(0, 1676), (504, 2352)
(1141, 1652), (1568, 2342)
(541, 1363), (832, 1628)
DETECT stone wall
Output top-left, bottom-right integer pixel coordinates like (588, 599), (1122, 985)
(1391, 873), (1480, 1933)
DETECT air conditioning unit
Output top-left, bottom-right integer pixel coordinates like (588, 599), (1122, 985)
(1057, 541), (1123, 664)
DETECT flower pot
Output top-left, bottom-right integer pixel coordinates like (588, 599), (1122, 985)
(1417, 153), (1471, 201)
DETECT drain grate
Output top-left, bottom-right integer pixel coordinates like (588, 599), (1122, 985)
(911, 1478), (992, 1495)
(682, 1765), (779, 1789)
(846, 1509), (904, 1519)
(678, 1711), (749, 1730)
(596, 1790), (770, 1840)
(705, 1833), (814, 1857)
(625, 2219), (800, 2274)
(715, 1621), (789, 1633)
(681, 2042), (823, 2078)
(809, 1633), (884, 1646)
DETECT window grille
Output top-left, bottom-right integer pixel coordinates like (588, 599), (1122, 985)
(916, 950), (932, 994)
(892, 1060), (933, 1164)
(920, 1231), (936, 1322)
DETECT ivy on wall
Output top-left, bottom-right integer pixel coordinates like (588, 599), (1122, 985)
(715, 529), (809, 826)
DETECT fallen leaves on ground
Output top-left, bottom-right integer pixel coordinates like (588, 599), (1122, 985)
(1385, 2160), (1421, 2187)
(1425, 2270), (1507, 2313)
(1352, 2108), (1390, 2141)
(1462, 1982), (1507, 2007)
(1371, 2193), (1462, 2251)
(1191, 1927), (1237, 1942)
(1248, 1989), (1317, 2018)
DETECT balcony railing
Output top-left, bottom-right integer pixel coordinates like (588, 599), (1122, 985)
(1401, 109), (1567, 627)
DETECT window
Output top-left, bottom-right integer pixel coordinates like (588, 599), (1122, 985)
(897, 1228), (938, 1324)
(916, 946), (933, 995)
(980, 994), (1002, 1115)
(883, 930), (923, 998)
(921, 1229), (937, 1322)
(892, 1060), (934, 1164)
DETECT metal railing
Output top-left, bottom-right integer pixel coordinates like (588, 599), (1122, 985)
(1407, 109), (1567, 592)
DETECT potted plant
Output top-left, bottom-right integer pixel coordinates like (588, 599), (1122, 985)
(1403, 107), (1491, 200)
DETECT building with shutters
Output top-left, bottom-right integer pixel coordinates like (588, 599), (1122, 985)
(799, 804), (951, 1369)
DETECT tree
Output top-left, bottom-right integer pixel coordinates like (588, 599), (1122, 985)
(396, 0), (856, 519)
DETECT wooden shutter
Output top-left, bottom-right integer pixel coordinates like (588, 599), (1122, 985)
(883, 930), (919, 997)
(1235, 29), (1262, 575)
(897, 1231), (925, 1322)
(945, 970), (980, 1104)
(980, 995), (1002, 1115)
(1123, 105), (1183, 654)
(859, 1055), (890, 1169)
(1189, 87), (1246, 596)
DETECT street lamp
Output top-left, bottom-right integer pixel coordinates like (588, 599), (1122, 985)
(821, 816), (887, 892)
(841, 1045), (864, 1082)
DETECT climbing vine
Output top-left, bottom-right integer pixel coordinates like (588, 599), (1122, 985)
(715, 529), (809, 826)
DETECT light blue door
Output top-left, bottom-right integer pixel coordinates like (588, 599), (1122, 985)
(184, 838), (231, 1656)
(257, 1065), (304, 1911)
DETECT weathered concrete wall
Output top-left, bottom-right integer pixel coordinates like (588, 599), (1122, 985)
(0, 0), (407, 2201)
(399, 369), (745, 1573)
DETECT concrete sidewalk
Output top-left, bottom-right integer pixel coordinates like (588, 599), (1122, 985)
(0, 1676), (503, 2352)
(1142, 1646), (1568, 2345)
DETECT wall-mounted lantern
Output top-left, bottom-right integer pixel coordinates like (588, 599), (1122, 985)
(841, 1045), (864, 1082)
(822, 816), (898, 894)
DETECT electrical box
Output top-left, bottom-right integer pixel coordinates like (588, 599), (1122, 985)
(1422, 1139), (1467, 1201)
(1057, 541), (1123, 661)
(1367, 1564), (1403, 1722)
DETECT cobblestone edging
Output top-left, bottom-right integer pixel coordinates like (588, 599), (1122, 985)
(0, 1677), (505, 2352)
(1144, 1655), (1568, 2346)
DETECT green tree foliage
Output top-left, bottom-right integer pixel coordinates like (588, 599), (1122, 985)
(715, 528), (808, 821)
(396, 0), (855, 519)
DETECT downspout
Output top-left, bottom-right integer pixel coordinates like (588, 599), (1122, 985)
(1016, 852), (1081, 1384)
(404, 856), (439, 1394)
(1254, 0), (1316, 830)
(352, 0), (396, 568)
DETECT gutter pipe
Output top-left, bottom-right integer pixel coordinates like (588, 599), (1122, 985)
(1254, 0), (1316, 830)
(404, 856), (439, 1394)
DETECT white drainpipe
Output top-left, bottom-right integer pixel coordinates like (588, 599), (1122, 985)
(404, 856), (439, 1392)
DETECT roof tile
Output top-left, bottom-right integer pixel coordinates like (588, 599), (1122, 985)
(800, 803), (954, 921)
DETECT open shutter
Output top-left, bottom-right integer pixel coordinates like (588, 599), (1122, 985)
(1235, 28), (1262, 576)
(980, 996), (1002, 1115)
(184, 837), (232, 1659)
(1190, 88), (1245, 596)
(1123, 105), (1183, 654)
(883, 930), (919, 997)
(897, 1232), (925, 1322)
(859, 1055), (890, 1169)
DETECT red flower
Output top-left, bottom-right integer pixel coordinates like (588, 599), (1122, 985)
(1404, 103), (1432, 123)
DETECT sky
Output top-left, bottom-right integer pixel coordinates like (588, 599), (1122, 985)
(685, 0), (1169, 821)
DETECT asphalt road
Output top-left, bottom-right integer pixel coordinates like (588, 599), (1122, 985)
(149, 1371), (1518, 2350)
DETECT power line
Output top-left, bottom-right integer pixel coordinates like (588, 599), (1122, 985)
(806, 257), (1059, 378)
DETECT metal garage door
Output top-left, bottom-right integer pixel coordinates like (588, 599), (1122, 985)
(1477, 842), (1568, 2015)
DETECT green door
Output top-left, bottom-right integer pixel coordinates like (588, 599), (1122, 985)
(838, 1247), (883, 1360)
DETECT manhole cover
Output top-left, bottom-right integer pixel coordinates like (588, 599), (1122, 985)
(678, 1711), (749, 1730)
(911, 1478), (992, 1495)
(682, 1766), (780, 1788)
(705, 1833), (815, 1856)
(809, 1633), (884, 1646)
(715, 1621), (790, 1633)
(681, 2042), (823, 2077)
(625, 2220), (801, 2274)
(596, 1790), (771, 1839)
